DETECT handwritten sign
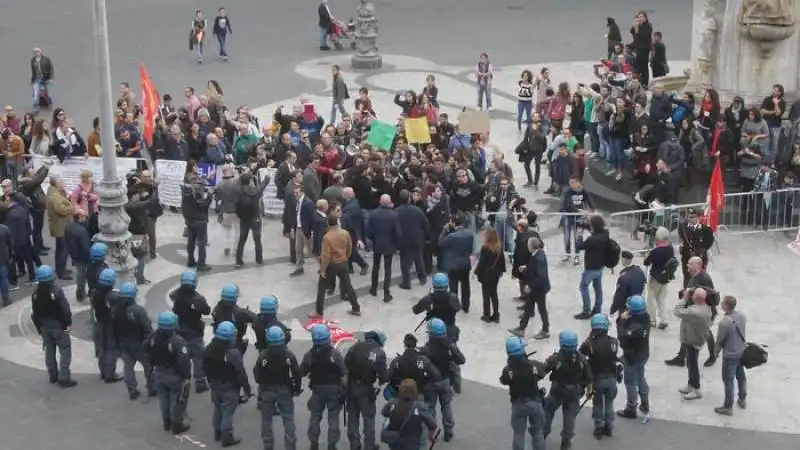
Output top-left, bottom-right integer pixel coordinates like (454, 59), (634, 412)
(258, 167), (284, 216)
(31, 155), (141, 196)
(155, 159), (187, 208)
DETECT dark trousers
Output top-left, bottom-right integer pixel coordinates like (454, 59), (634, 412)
(54, 236), (68, 277)
(522, 156), (542, 185)
(448, 268), (471, 312)
(686, 345), (701, 389)
(480, 278), (499, 317)
(146, 216), (157, 256)
(288, 234), (297, 264)
(186, 221), (208, 266)
(316, 262), (358, 315)
(370, 253), (393, 294)
(519, 292), (549, 332)
(422, 241), (439, 275)
(235, 217), (263, 264)
(399, 249), (425, 287)
(675, 332), (715, 361)
(348, 232), (367, 269)
(14, 245), (36, 283)
(32, 209), (46, 251)
(634, 53), (650, 85)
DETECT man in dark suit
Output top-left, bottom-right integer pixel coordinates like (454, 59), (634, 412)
(509, 236), (551, 339)
(677, 208), (714, 287)
(311, 199), (328, 257)
(387, 166), (409, 205)
(289, 185), (316, 277)
(366, 194), (401, 302)
(303, 157), (323, 203)
(341, 187), (369, 275)
(395, 189), (430, 289)
(318, 0), (333, 51)
(282, 170), (303, 264)
(275, 150), (298, 200)
(438, 214), (476, 313)
(511, 214), (541, 301)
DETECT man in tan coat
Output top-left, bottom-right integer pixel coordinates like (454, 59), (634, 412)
(314, 215), (359, 317)
(47, 175), (80, 280)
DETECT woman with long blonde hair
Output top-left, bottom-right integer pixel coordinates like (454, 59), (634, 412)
(474, 228), (506, 322)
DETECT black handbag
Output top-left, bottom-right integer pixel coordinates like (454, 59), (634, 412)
(733, 320), (768, 369)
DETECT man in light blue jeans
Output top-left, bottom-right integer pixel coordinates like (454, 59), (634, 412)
(574, 215), (610, 319)
(714, 295), (747, 415)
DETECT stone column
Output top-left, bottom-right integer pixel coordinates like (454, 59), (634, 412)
(351, 0), (382, 69)
(92, 0), (138, 284)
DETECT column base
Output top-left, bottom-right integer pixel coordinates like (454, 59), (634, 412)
(351, 54), (383, 70)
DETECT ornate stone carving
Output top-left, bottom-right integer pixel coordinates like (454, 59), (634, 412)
(96, 177), (137, 283)
(695, 0), (721, 89)
(739, 0), (795, 56)
(351, 0), (382, 69)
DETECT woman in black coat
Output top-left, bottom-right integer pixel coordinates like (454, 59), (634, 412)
(606, 17), (622, 57)
(474, 228), (506, 323)
(630, 12), (653, 85)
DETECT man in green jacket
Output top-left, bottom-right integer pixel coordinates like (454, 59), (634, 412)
(233, 122), (258, 165)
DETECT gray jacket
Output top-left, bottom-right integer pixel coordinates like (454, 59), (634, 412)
(657, 134), (685, 173)
(215, 175), (240, 214)
(303, 167), (322, 202)
(717, 311), (747, 359)
(674, 303), (712, 348)
(333, 74), (349, 103)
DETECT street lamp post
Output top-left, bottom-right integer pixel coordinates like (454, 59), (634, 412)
(92, 0), (137, 283)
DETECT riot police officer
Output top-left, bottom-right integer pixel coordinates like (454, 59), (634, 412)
(411, 273), (462, 392)
(143, 311), (192, 434)
(91, 268), (122, 383)
(203, 321), (252, 446)
(170, 270), (212, 393)
(579, 314), (619, 439)
(500, 336), (547, 450)
(387, 334), (441, 400)
(112, 282), (155, 399)
(344, 329), (388, 450)
(30, 265), (77, 387)
(211, 283), (256, 356)
(252, 295), (292, 352)
(299, 324), (347, 450)
(616, 295), (652, 420)
(543, 330), (593, 450)
(86, 242), (109, 296)
(419, 318), (465, 443)
(253, 326), (302, 450)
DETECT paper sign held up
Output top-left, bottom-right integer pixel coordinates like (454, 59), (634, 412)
(367, 120), (397, 151)
(458, 111), (491, 134)
(404, 117), (431, 144)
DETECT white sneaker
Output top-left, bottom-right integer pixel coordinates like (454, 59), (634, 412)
(678, 385), (693, 394)
(488, 107), (494, 112)
(683, 389), (703, 400)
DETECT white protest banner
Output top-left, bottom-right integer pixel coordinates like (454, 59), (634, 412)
(155, 159), (188, 208)
(31, 155), (141, 196)
(258, 167), (284, 216)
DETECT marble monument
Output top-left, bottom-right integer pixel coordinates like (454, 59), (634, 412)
(351, 0), (383, 69)
(687, 0), (798, 103)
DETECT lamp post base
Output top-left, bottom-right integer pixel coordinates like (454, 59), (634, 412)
(351, 54), (383, 70)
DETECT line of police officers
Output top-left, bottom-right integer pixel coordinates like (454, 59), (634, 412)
(31, 247), (653, 450)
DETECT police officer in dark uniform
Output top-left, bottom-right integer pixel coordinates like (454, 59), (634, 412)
(300, 324), (348, 450)
(211, 283), (256, 357)
(616, 295), (652, 420)
(170, 270), (212, 393)
(91, 267), (122, 383)
(419, 318), (465, 443)
(387, 334), (442, 401)
(543, 330), (593, 450)
(203, 321), (253, 447)
(253, 326), (302, 450)
(252, 295), (292, 352)
(500, 336), (547, 450)
(344, 329), (388, 450)
(86, 242), (109, 296)
(411, 273), (462, 391)
(30, 265), (77, 387)
(579, 314), (620, 440)
(112, 282), (155, 399)
(143, 311), (192, 434)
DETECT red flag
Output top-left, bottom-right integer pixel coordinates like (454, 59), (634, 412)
(139, 64), (160, 147)
(702, 158), (725, 232)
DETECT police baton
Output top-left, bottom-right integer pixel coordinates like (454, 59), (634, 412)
(578, 393), (593, 413)
(428, 428), (442, 449)
(413, 312), (432, 333)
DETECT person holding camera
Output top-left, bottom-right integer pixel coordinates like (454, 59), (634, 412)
(125, 189), (153, 285)
(574, 215), (611, 320)
(234, 169), (268, 268)
(438, 215), (476, 313)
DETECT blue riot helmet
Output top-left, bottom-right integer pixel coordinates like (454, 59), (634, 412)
(590, 313), (610, 331)
(628, 295), (647, 316)
(266, 326), (286, 345)
(366, 330), (387, 347)
(119, 282), (138, 299)
(428, 318), (447, 337)
(311, 324), (331, 344)
(220, 284), (240, 302)
(505, 336), (526, 357)
(432, 273), (449, 291)
(90, 242), (108, 261)
(180, 270), (198, 288)
(260, 295), (279, 314)
(558, 330), (579, 351)
(158, 311), (178, 330)
(98, 268), (118, 287)
(36, 265), (56, 283)
(215, 321), (237, 341)
(383, 384), (398, 401)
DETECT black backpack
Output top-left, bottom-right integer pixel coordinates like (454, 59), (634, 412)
(604, 239), (621, 269)
(653, 257), (680, 284)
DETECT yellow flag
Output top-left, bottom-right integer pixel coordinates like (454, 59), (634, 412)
(404, 117), (431, 144)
